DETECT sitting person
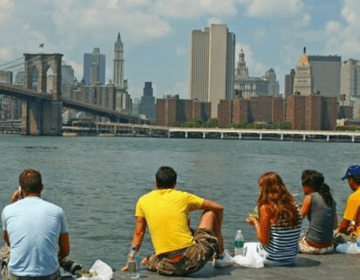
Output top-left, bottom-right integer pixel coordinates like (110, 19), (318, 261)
(337, 165), (360, 235)
(1, 169), (70, 280)
(299, 170), (337, 254)
(247, 172), (302, 266)
(122, 166), (232, 276)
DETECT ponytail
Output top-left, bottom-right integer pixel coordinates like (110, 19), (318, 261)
(318, 183), (334, 207)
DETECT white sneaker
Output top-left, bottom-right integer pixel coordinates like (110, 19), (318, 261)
(212, 249), (234, 267)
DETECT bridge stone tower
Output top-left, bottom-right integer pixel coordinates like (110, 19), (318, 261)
(22, 53), (63, 136)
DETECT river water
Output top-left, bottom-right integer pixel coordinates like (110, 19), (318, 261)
(0, 135), (357, 270)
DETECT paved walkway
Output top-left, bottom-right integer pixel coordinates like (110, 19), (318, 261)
(112, 252), (359, 280)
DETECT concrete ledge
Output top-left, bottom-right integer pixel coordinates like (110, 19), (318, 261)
(112, 253), (359, 280)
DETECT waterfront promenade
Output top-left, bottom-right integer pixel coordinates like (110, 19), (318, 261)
(112, 252), (358, 280)
(3, 120), (360, 143)
(64, 122), (360, 143)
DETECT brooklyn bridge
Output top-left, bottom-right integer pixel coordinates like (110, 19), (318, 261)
(0, 53), (147, 136)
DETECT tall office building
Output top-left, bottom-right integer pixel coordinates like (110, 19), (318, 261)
(189, 24), (235, 118)
(293, 48), (312, 96)
(264, 69), (280, 96)
(284, 69), (295, 99)
(139, 82), (156, 121)
(308, 54), (341, 97)
(113, 32), (125, 88)
(293, 48), (341, 96)
(340, 59), (360, 100)
(83, 48), (106, 85)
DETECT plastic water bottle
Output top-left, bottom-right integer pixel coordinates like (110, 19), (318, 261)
(234, 230), (244, 256)
(127, 246), (140, 279)
(356, 235), (360, 250)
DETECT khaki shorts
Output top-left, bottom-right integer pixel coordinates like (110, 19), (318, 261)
(146, 228), (218, 276)
(298, 237), (334, 254)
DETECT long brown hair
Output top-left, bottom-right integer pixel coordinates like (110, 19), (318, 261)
(258, 172), (301, 227)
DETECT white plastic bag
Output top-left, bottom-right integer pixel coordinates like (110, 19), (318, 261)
(336, 242), (360, 254)
(233, 242), (268, 268)
(78, 259), (113, 280)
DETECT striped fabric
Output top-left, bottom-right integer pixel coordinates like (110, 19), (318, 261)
(259, 224), (302, 266)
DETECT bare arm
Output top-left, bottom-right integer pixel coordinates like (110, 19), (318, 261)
(337, 218), (351, 234)
(131, 216), (147, 251)
(247, 205), (271, 246)
(58, 232), (70, 260)
(2, 231), (9, 246)
(122, 216), (147, 272)
(200, 200), (224, 212)
(300, 195), (312, 218)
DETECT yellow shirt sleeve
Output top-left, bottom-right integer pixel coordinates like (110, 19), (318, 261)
(135, 198), (144, 217)
(186, 193), (205, 210)
(343, 192), (360, 221)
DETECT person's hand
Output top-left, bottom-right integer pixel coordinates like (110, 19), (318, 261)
(11, 190), (20, 203)
(347, 225), (356, 234)
(246, 217), (257, 226)
(121, 266), (129, 272)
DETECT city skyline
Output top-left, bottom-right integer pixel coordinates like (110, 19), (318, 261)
(0, 0), (358, 100)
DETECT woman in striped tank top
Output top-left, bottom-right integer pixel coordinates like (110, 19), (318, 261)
(247, 172), (302, 266)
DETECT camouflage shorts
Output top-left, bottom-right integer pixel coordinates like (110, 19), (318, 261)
(1, 245), (10, 280)
(0, 245), (59, 280)
(146, 228), (218, 276)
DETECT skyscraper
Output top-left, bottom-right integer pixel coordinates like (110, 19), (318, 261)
(113, 32), (125, 88)
(308, 54), (341, 97)
(293, 48), (312, 96)
(264, 69), (280, 96)
(83, 48), (106, 85)
(293, 48), (341, 97)
(139, 82), (156, 121)
(284, 69), (295, 99)
(340, 59), (360, 100)
(189, 24), (235, 118)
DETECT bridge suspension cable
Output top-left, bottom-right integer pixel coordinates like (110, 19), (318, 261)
(0, 57), (23, 69)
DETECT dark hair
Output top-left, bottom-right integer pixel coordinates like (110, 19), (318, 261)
(156, 166), (177, 189)
(301, 169), (334, 207)
(258, 172), (301, 228)
(19, 169), (42, 193)
(349, 176), (360, 185)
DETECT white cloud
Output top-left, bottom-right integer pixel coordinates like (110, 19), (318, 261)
(323, 0), (360, 57)
(176, 45), (187, 56)
(207, 17), (224, 25)
(64, 59), (83, 81)
(161, 82), (189, 99)
(153, 0), (241, 19)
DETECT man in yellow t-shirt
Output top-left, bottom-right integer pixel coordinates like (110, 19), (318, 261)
(338, 165), (360, 234)
(122, 166), (232, 276)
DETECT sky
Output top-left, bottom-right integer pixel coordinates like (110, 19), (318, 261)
(1, 0), (360, 101)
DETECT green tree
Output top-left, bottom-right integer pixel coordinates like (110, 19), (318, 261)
(203, 118), (219, 128)
(182, 118), (203, 128)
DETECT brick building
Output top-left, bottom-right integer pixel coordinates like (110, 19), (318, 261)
(285, 94), (338, 130)
(218, 96), (284, 126)
(218, 94), (338, 130)
(156, 95), (211, 126)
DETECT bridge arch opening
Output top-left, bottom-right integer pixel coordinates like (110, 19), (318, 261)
(46, 66), (54, 94)
(31, 67), (38, 90)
